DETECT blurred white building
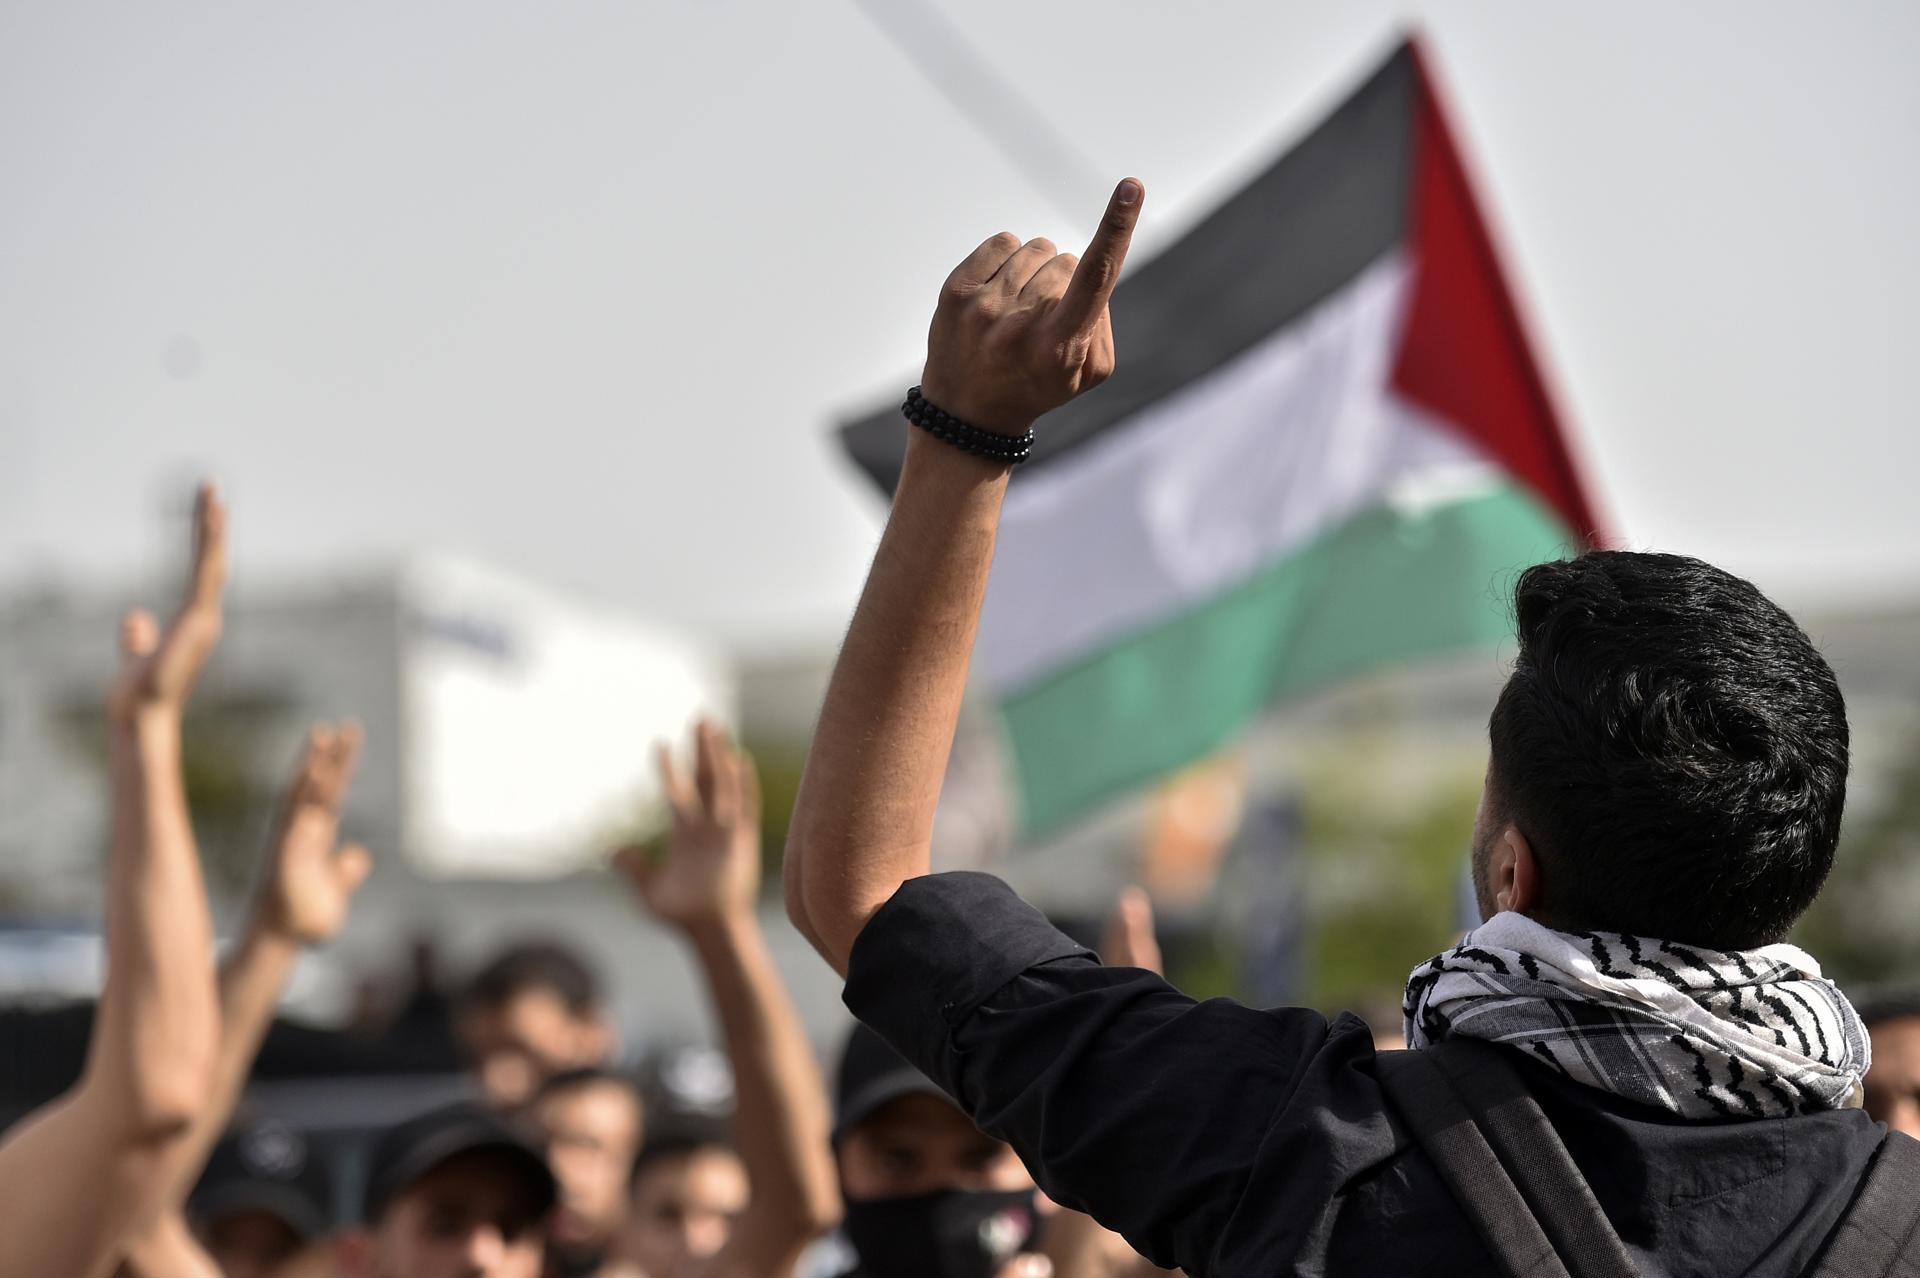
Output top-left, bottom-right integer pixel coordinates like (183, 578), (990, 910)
(0, 554), (734, 914)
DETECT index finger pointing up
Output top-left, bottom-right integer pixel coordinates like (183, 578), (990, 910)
(1057, 178), (1144, 335)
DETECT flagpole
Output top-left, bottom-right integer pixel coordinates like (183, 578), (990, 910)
(846, 0), (1106, 222)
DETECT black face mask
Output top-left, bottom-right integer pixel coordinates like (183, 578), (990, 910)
(842, 1187), (1040, 1278)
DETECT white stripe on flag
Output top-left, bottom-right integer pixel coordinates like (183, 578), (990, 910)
(978, 252), (1491, 695)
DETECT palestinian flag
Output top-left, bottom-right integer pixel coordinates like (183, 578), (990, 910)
(840, 38), (1604, 835)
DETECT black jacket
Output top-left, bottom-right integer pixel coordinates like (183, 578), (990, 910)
(844, 873), (1889, 1277)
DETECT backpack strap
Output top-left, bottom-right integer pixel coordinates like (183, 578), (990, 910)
(1377, 1040), (1638, 1278)
(1804, 1130), (1920, 1277)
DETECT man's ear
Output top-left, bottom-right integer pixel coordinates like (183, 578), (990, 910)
(1495, 826), (1542, 917)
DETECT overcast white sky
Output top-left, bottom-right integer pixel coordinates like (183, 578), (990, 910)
(3, 2), (1917, 648)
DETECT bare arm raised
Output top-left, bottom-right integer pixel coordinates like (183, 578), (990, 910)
(0, 486), (228, 1278)
(621, 722), (841, 1277)
(783, 179), (1144, 973)
(120, 725), (372, 1277)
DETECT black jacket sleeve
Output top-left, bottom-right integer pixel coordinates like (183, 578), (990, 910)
(844, 872), (1400, 1274)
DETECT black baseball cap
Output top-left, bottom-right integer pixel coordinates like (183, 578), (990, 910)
(190, 1122), (332, 1241)
(360, 1101), (557, 1224)
(833, 1022), (957, 1144)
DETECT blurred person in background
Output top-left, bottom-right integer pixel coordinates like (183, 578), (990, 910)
(384, 936), (463, 1062)
(117, 723), (371, 1278)
(785, 183), (1915, 1274)
(821, 890), (1173, 1278)
(828, 1022), (1047, 1278)
(531, 1067), (646, 1278)
(0, 488), (225, 1278)
(1859, 988), (1920, 1139)
(621, 1115), (749, 1278)
(460, 941), (616, 1113)
(825, 1020), (1067, 1278)
(604, 721), (840, 1278)
(336, 1101), (557, 1278)
(175, 1125), (335, 1278)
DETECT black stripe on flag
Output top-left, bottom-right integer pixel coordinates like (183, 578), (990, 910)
(840, 41), (1420, 493)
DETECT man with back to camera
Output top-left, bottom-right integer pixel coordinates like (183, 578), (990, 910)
(782, 179), (1918, 1275)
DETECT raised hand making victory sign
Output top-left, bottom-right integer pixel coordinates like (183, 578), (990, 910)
(624, 721), (764, 930)
(255, 724), (374, 946)
(614, 721), (839, 1278)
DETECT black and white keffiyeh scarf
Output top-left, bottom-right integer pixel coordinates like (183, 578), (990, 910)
(1403, 912), (1871, 1120)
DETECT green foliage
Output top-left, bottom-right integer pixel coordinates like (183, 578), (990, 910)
(746, 738), (809, 890)
(55, 688), (294, 899)
(1162, 927), (1241, 1004)
(1291, 741), (1482, 1013)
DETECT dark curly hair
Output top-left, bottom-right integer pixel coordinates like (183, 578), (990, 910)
(461, 940), (602, 1015)
(1487, 551), (1848, 949)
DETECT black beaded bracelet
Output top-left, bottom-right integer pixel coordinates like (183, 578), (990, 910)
(901, 386), (1036, 465)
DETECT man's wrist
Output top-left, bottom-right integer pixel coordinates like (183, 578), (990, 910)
(900, 427), (1021, 486)
(110, 706), (183, 752)
(241, 911), (310, 959)
(915, 377), (1037, 439)
(680, 906), (760, 954)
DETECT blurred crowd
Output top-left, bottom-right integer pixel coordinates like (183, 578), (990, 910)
(8, 486), (1917, 1278)
(0, 486), (1186, 1278)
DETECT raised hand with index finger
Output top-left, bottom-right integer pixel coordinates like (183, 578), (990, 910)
(921, 178), (1145, 438)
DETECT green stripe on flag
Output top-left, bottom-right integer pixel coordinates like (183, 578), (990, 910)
(998, 482), (1573, 834)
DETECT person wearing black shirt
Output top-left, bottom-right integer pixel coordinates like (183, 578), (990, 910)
(829, 1023), (1050, 1278)
(782, 181), (1910, 1275)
